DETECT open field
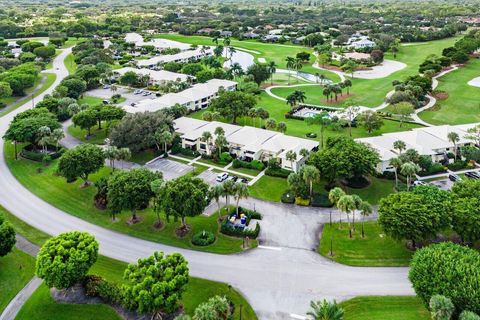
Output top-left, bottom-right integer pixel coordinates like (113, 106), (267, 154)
(419, 58), (480, 125)
(340, 296), (429, 320)
(319, 222), (413, 267)
(4, 143), (250, 254)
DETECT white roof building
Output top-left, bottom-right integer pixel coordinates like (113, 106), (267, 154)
(124, 32), (192, 51)
(114, 67), (192, 84)
(174, 117), (319, 172)
(137, 47), (214, 68)
(356, 123), (479, 172)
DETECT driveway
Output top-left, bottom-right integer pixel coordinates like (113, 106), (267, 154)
(85, 87), (156, 107)
(144, 157), (194, 180)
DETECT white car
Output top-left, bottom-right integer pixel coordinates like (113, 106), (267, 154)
(413, 180), (428, 187)
(216, 172), (228, 182)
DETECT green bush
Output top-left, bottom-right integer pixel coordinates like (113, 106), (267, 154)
(219, 152), (232, 164)
(220, 222), (260, 239)
(295, 197), (310, 206)
(460, 311), (480, 320)
(281, 190), (295, 204)
(265, 167), (291, 178)
(448, 160), (468, 171)
(232, 159), (265, 171)
(191, 230), (215, 246)
(84, 275), (122, 304)
(409, 242), (480, 316)
(20, 145), (64, 162)
(311, 193), (333, 207)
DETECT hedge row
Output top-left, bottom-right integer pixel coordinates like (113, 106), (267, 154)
(20, 147), (64, 162)
(220, 222), (260, 239)
(232, 159), (265, 171)
(265, 167), (292, 178)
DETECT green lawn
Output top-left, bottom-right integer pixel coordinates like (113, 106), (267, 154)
(344, 177), (396, 205)
(319, 222), (413, 266)
(155, 33), (340, 82)
(0, 249), (36, 314)
(4, 143), (249, 254)
(340, 296), (429, 320)
(64, 53), (77, 75)
(67, 123), (108, 145)
(0, 73), (57, 117)
(269, 37), (460, 108)
(419, 58), (480, 125)
(249, 175), (289, 202)
(191, 92), (423, 142)
(78, 95), (104, 106)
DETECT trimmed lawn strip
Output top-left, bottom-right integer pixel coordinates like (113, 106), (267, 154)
(344, 177), (395, 205)
(319, 222), (413, 267)
(67, 123), (108, 145)
(0, 249), (36, 314)
(4, 143), (249, 254)
(249, 175), (288, 202)
(340, 296), (429, 320)
(64, 52), (78, 75)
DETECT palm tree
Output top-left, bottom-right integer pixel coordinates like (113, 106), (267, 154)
(37, 126), (51, 153)
(447, 131), (460, 160)
(322, 85), (332, 102)
(285, 150), (297, 170)
(393, 140), (406, 155)
(228, 47), (236, 61)
(221, 179), (236, 209)
(277, 122), (287, 133)
(359, 201), (372, 239)
(286, 92), (298, 109)
(332, 85), (342, 101)
(50, 128), (64, 152)
(351, 194), (363, 231)
(105, 145), (120, 171)
(116, 147), (131, 169)
(307, 299), (345, 320)
(230, 62), (243, 78)
(306, 111), (331, 149)
(265, 118), (277, 131)
(201, 131), (213, 153)
(299, 148), (310, 159)
(295, 90), (306, 105)
(337, 195), (356, 238)
(267, 61), (277, 85)
(343, 79), (352, 95)
(294, 57), (303, 83)
(389, 157), (403, 189)
(158, 130), (173, 153)
(302, 165), (320, 199)
(285, 56), (295, 85)
(401, 162), (420, 191)
(209, 184), (224, 221)
(248, 108), (259, 127)
(212, 36), (219, 45)
(223, 37), (231, 60)
(329, 187), (346, 227)
(214, 135), (227, 159)
(233, 182), (249, 216)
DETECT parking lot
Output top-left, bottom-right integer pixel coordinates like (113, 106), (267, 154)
(85, 86), (158, 107)
(144, 157), (194, 180)
(197, 169), (250, 186)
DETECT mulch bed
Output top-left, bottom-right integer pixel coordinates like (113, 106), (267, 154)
(433, 91), (449, 100)
(321, 93), (354, 104)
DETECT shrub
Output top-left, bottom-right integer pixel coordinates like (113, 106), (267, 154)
(460, 311), (480, 320)
(84, 275), (122, 304)
(220, 222), (260, 239)
(219, 152), (232, 164)
(429, 295), (454, 320)
(281, 190), (295, 204)
(378, 171), (396, 180)
(305, 132), (317, 138)
(409, 242), (480, 316)
(20, 145), (64, 162)
(295, 197), (310, 206)
(311, 193), (333, 207)
(0, 213), (15, 257)
(191, 230), (215, 246)
(448, 160), (468, 171)
(265, 167), (292, 178)
(232, 159), (264, 171)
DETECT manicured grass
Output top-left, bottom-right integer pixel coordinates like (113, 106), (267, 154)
(129, 149), (158, 164)
(345, 177), (395, 205)
(230, 166), (262, 177)
(4, 143), (249, 254)
(269, 37), (460, 108)
(64, 52), (77, 75)
(67, 123), (108, 145)
(0, 73), (57, 116)
(156, 33), (340, 82)
(16, 284), (123, 320)
(419, 58), (480, 125)
(78, 95), (103, 106)
(0, 249), (36, 313)
(191, 92), (423, 142)
(340, 296), (429, 320)
(249, 175), (289, 202)
(319, 222), (413, 266)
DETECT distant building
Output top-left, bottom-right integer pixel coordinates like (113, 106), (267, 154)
(136, 47), (214, 68)
(113, 67), (192, 85)
(243, 32), (260, 39)
(220, 30), (233, 37)
(347, 35), (376, 49)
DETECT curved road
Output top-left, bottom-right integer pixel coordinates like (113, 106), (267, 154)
(0, 48), (413, 320)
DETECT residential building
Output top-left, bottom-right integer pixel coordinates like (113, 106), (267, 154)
(114, 67), (192, 85)
(347, 35), (376, 49)
(174, 118), (318, 172)
(356, 124), (479, 173)
(124, 32), (191, 51)
(123, 79), (237, 113)
(136, 47), (214, 68)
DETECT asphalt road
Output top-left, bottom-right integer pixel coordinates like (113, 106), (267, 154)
(0, 48), (414, 320)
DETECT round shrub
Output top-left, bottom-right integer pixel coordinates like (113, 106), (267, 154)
(0, 214), (15, 257)
(36, 231), (99, 289)
(191, 230), (215, 246)
(409, 242), (480, 316)
(460, 311), (480, 320)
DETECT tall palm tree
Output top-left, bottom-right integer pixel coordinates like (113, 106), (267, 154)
(393, 140), (406, 155)
(37, 126), (51, 153)
(50, 128), (64, 152)
(307, 299), (345, 320)
(401, 162), (420, 191)
(285, 150), (297, 170)
(221, 179), (236, 209)
(233, 182), (249, 216)
(351, 194), (363, 231)
(201, 131), (213, 153)
(158, 130), (173, 153)
(306, 111), (331, 149)
(447, 131), (460, 160)
(209, 184), (224, 221)
(322, 85), (332, 102)
(329, 187), (346, 227)
(214, 134), (227, 159)
(267, 61), (277, 85)
(295, 90), (306, 105)
(277, 122), (287, 133)
(116, 147), (131, 169)
(285, 56), (295, 85)
(389, 157), (403, 189)
(302, 165), (320, 199)
(337, 194), (356, 238)
(359, 201), (373, 239)
(343, 79), (352, 95)
(105, 145), (120, 171)
(286, 92), (298, 109)
(228, 47), (236, 61)
(265, 118), (277, 131)
(294, 57), (303, 83)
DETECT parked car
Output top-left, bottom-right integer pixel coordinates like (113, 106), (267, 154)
(239, 178), (248, 184)
(413, 180), (428, 187)
(216, 172), (228, 182)
(102, 100), (110, 105)
(448, 174), (462, 182)
(226, 176), (236, 182)
(142, 92), (149, 96)
(465, 171), (480, 179)
(103, 84), (110, 89)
